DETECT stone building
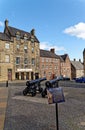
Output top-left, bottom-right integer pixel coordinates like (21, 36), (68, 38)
(71, 59), (84, 79)
(0, 20), (40, 81)
(40, 48), (61, 80)
(83, 49), (85, 76)
(60, 54), (71, 79)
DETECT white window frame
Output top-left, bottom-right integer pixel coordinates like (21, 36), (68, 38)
(5, 55), (10, 63)
(5, 43), (10, 49)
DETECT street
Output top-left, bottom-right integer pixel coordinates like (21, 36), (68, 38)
(3, 82), (85, 130)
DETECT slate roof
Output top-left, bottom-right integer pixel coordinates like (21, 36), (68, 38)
(0, 32), (11, 41)
(40, 49), (60, 59)
(0, 22), (39, 43)
(71, 61), (83, 70)
(8, 26), (30, 38)
(60, 54), (68, 61)
(8, 26), (39, 43)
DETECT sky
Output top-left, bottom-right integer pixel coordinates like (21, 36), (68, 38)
(0, 0), (85, 61)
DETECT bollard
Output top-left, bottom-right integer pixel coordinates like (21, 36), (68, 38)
(6, 80), (8, 87)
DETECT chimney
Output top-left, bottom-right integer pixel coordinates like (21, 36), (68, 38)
(5, 19), (8, 27)
(83, 48), (85, 54)
(30, 29), (35, 36)
(79, 59), (81, 62)
(74, 58), (76, 61)
(50, 48), (55, 53)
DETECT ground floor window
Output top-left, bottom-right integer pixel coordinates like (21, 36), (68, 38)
(35, 73), (39, 79)
(31, 72), (34, 80)
(26, 72), (29, 80)
(16, 72), (19, 80)
(21, 72), (24, 80)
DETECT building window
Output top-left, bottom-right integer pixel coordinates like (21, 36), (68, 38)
(42, 58), (44, 62)
(42, 65), (44, 69)
(0, 66), (1, 76)
(31, 58), (35, 65)
(24, 58), (28, 64)
(0, 54), (1, 62)
(16, 44), (20, 50)
(46, 58), (48, 62)
(16, 57), (20, 64)
(31, 37), (34, 46)
(24, 45), (28, 53)
(32, 47), (34, 53)
(5, 55), (10, 63)
(5, 43), (10, 49)
(31, 38), (34, 43)
(16, 35), (20, 40)
(24, 36), (28, 41)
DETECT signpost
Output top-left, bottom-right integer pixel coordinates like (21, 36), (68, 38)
(47, 87), (65, 130)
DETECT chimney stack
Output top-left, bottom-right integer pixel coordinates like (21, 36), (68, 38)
(74, 58), (76, 61)
(5, 19), (8, 27)
(50, 48), (55, 53)
(79, 59), (81, 62)
(30, 29), (35, 36)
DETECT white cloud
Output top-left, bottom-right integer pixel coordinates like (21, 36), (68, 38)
(63, 22), (85, 40)
(0, 21), (4, 27)
(40, 42), (66, 53)
(40, 42), (48, 49)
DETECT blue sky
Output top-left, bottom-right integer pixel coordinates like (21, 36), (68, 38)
(0, 0), (85, 61)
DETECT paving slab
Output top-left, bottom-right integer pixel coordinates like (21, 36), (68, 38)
(0, 87), (8, 130)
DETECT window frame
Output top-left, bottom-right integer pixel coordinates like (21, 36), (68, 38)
(5, 55), (10, 63)
(16, 57), (20, 64)
(5, 43), (10, 49)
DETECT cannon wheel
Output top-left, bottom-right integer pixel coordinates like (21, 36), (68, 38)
(31, 91), (36, 97)
(39, 87), (43, 93)
(23, 87), (28, 96)
(41, 91), (46, 98)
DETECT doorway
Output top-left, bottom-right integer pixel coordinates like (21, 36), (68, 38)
(8, 69), (12, 80)
(21, 72), (24, 80)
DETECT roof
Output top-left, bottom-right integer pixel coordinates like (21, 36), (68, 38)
(0, 32), (11, 41)
(60, 54), (68, 61)
(40, 49), (60, 59)
(71, 61), (83, 70)
(7, 26), (39, 43)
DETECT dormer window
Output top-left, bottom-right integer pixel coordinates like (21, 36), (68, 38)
(16, 32), (20, 40)
(31, 38), (34, 43)
(24, 34), (28, 41)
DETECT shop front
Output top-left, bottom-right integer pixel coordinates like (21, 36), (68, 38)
(15, 69), (32, 80)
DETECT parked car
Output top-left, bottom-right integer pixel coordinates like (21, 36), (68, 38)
(75, 77), (85, 83)
(57, 76), (70, 81)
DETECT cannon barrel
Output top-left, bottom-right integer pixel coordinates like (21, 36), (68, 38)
(26, 77), (46, 87)
(39, 77), (47, 82)
(45, 78), (58, 88)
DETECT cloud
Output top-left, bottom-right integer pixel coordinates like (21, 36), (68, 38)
(40, 42), (48, 49)
(63, 22), (85, 40)
(40, 42), (66, 53)
(0, 21), (4, 27)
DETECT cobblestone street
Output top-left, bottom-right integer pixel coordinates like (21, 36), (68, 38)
(3, 85), (85, 130)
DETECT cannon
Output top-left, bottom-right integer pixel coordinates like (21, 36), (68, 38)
(23, 77), (46, 96)
(41, 78), (59, 98)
